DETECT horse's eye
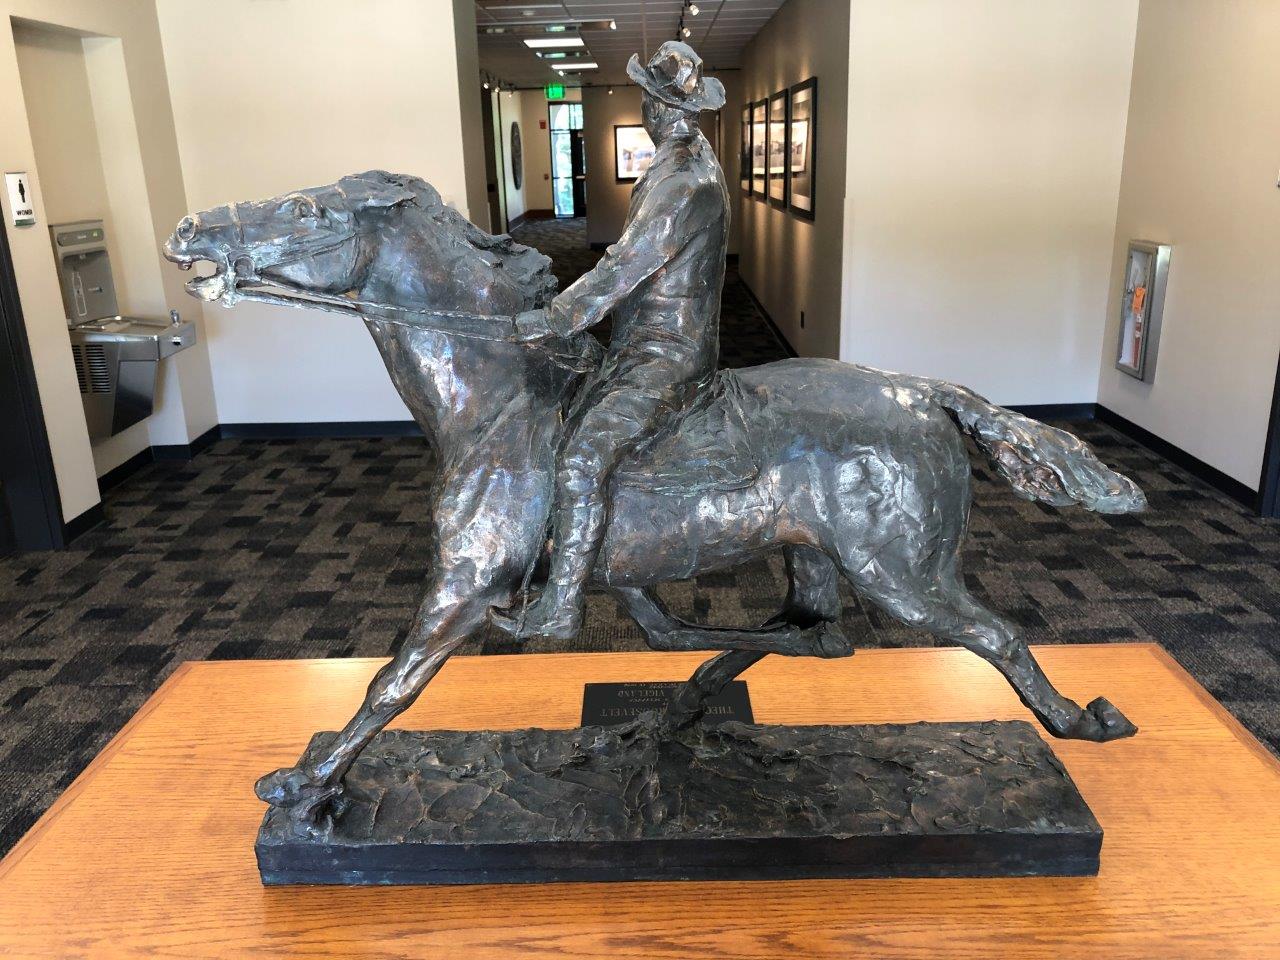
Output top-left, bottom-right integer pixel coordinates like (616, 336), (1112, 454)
(293, 198), (319, 220)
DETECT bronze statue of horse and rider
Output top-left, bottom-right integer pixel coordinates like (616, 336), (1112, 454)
(165, 43), (1143, 833)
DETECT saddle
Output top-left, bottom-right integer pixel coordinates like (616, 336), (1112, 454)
(611, 369), (760, 495)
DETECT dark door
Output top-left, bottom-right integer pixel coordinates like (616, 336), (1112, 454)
(0, 220), (64, 552)
(1261, 351), (1280, 517)
(570, 129), (587, 218)
(0, 483), (15, 558)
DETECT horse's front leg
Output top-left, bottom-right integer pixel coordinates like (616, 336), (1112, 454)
(255, 567), (514, 833)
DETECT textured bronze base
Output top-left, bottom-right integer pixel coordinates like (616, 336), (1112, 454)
(256, 718), (1101, 885)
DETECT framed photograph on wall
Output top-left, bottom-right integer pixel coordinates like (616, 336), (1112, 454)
(751, 99), (767, 199)
(739, 104), (751, 194)
(1115, 240), (1171, 382)
(614, 124), (656, 182)
(788, 77), (817, 220)
(767, 89), (789, 208)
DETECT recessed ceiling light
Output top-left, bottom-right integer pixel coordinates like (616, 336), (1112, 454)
(524, 36), (584, 48)
(536, 51), (569, 59)
(559, 62), (598, 71)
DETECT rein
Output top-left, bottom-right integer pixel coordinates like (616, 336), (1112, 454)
(227, 282), (598, 373)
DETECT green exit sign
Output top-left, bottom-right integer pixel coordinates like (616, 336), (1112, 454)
(545, 83), (565, 100)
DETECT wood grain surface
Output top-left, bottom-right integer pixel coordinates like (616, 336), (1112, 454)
(1, 643), (1277, 959)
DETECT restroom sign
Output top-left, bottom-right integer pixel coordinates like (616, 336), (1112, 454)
(6, 172), (35, 226)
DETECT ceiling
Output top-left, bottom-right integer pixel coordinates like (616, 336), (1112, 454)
(474, 1), (785, 89)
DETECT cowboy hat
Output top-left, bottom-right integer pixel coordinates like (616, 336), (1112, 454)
(626, 40), (726, 112)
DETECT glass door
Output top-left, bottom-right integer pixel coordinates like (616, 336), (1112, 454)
(549, 101), (585, 217)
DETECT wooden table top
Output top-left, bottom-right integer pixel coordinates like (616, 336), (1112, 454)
(1, 643), (1278, 959)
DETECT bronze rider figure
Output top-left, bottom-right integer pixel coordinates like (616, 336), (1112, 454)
(496, 41), (730, 641)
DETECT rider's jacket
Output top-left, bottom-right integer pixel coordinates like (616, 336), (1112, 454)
(547, 128), (730, 383)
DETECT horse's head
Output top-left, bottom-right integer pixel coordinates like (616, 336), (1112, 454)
(163, 171), (435, 307)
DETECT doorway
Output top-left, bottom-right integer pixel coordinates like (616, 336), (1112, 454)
(549, 101), (585, 218)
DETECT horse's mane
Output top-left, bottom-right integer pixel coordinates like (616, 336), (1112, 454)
(337, 170), (558, 310)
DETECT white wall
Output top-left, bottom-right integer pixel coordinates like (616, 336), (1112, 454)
(1098, 0), (1280, 490)
(495, 90), (527, 226)
(518, 88), (581, 216)
(1, 2), (218, 522)
(156, 0), (477, 425)
(840, 0), (1138, 404)
(740, 0), (850, 359)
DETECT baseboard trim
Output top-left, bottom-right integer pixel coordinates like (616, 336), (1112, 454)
(737, 277), (799, 359)
(62, 502), (105, 544)
(1007, 403), (1097, 421)
(218, 421), (424, 439)
(508, 209), (555, 231)
(76, 401), (1262, 517)
(152, 425), (220, 461)
(1094, 405), (1257, 509)
(96, 447), (156, 494)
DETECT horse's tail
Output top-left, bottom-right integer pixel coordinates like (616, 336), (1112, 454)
(905, 376), (1146, 514)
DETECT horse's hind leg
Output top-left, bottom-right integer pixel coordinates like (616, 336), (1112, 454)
(844, 558), (1136, 741)
(773, 545), (843, 627)
(614, 546), (851, 660)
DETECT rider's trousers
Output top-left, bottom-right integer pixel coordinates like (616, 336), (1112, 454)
(545, 341), (709, 610)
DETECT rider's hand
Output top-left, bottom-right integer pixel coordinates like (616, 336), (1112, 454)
(514, 309), (554, 344)
(547, 293), (575, 336)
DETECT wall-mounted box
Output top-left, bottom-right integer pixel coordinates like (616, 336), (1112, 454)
(1115, 240), (1171, 382)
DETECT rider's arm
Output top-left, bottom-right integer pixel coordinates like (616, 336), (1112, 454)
(547, 177), (703, 337)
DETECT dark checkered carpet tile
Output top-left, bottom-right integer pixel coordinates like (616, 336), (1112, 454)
(1, 216), (1277, 857)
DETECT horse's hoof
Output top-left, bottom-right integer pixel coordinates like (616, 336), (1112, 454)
(1071, 697), (1138, 742)
(815, 622), (855, 659)
(255, 766), (343, 834)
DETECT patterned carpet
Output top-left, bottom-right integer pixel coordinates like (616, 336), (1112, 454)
(2, 217), (1278, 856)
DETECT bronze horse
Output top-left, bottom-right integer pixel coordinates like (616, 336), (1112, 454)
(165, 171), (1144, 828)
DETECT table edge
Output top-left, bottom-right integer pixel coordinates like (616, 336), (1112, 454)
(0, 661), (196, 880)
(1143, 642), (1280, 775)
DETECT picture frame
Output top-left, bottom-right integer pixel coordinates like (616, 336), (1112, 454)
(1115, 240), (1171, 382)
(750, 99), (767, 200)
(767, 89), (789, 208)
(614, 124), (656, 183)
(739, 104), (751, 195)
(787, 77), (817, 220)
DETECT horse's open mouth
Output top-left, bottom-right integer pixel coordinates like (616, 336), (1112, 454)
(167, 255), (287, 305)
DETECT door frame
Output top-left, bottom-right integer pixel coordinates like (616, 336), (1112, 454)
(0, 217), (65, 550)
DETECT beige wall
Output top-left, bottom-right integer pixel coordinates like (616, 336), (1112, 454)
(156, 0), (477, 425)
(453, 0), (488, 232)
(583, 85), (642, 247)
(840, 0), (1138, 404)
(584, 81), (736, 248)
(740, 0), (850, 359)
(1, 2), (218, 521)
(1098, 0), (1280, 490)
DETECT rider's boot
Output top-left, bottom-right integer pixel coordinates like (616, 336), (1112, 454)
(492, 486), (604, 641)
